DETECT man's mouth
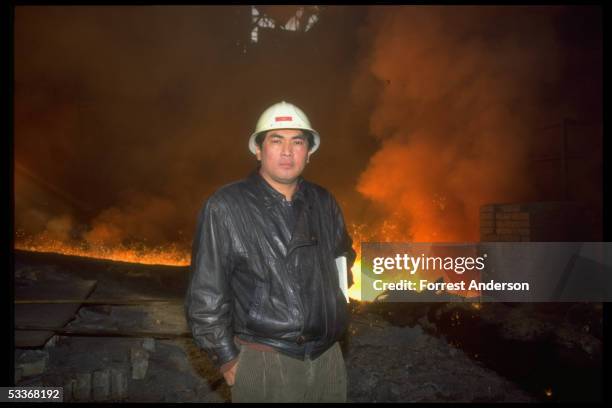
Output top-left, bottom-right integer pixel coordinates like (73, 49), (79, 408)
(279, 162), (293, 168)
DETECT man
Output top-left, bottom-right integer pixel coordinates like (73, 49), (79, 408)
(185, 101), (356, 402)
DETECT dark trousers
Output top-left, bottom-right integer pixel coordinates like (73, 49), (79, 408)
(231, 342), (347, 402)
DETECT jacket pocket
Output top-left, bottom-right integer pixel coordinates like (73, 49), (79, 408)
(245, 282), (301, 338)
(248, 283), (265, 322)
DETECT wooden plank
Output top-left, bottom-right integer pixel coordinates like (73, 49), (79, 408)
(15, 298), (180, 305)
(15, 325), (191, 339)
(15, 280), (97, 347)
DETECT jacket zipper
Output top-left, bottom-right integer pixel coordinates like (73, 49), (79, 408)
(283, 240), (317, 342)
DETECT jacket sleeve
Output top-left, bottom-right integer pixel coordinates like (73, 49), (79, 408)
(185, 197), (239, 369)
(331, 195), (357, 288)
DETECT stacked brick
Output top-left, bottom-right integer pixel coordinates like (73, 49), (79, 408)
(480, 202), (586, 242)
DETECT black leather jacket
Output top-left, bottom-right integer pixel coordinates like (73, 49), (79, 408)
(185, 169), (356, 368)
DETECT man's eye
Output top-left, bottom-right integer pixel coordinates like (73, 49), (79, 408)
(271, 139), (281, 144)
(294, 140), (304, 145)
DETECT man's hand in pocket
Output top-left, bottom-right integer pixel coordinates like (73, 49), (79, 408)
(221, 357), (239, 386)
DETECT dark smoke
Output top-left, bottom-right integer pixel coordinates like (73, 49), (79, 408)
(353, 5), (602, 241)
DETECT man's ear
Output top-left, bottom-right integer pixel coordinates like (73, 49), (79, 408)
(255, 145), (262, 161)
(306, 152), (311, 163)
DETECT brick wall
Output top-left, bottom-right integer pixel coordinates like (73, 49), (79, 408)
(480, 202), (588, 242)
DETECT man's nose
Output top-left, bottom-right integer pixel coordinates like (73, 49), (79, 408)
(281, 142), (293, 155)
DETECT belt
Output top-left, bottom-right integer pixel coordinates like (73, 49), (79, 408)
(235, 336), (277, 353)
(235, 335), (320, 359)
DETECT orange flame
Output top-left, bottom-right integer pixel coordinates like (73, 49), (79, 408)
(15, 233), (189, 266)
(347, 220), (483, 301)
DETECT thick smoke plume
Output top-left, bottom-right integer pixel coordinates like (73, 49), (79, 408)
(354, 6), (567, 241)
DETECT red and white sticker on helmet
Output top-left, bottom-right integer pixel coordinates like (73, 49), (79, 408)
(275, 116), (293, 122)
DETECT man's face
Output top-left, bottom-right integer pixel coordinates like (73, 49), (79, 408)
(256, 129), (310, 185)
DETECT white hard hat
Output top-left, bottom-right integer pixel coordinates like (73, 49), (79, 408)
(249, 101), (320, 155)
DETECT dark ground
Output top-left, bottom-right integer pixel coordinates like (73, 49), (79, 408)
(13, 250), (603, 402)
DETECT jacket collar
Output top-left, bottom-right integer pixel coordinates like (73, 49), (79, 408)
(247, 168), (316, 255)
(248, 168), (306, 207)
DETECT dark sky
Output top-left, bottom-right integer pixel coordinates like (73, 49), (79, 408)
(14, 5), (602, 251)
